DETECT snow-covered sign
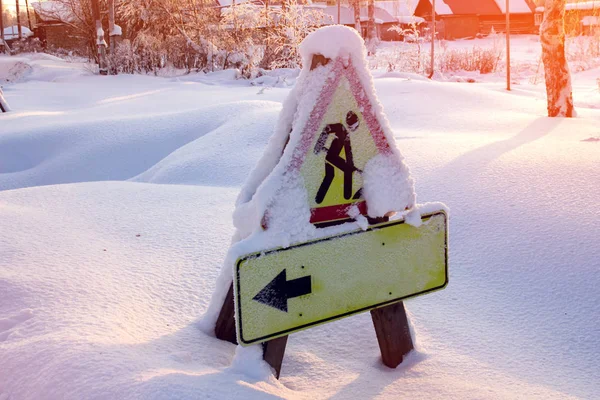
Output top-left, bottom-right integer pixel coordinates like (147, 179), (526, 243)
(236, 211), (447, 345)
(212, 26), (449, 355)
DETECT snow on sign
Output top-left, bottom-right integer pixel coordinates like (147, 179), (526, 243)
(226, 26), (449, 351)
(212, 26), (448, 377)
(236, 211), (447, 345)
(295, 57), (390, 226)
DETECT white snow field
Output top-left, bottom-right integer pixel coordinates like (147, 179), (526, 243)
(1, 36), (600, 400)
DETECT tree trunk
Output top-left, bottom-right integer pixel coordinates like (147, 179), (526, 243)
(25, 0), (32, 30)
(15, 0), (22, 39)
(91, 0), (108, 75)
(0, 0), (5, 50)
(260, 0), (272, 69)
(353, 0), (361, 37)
(540, 0), (575, 117)
(366, 0), (378, 53)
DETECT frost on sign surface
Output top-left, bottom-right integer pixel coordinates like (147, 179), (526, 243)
(287, 57), (402, 227)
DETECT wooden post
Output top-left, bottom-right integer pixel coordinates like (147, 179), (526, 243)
(428, 0), (436, 79)
(262, 335), (288, 379)
(370, 301), (414, 368)
(506, 0), (511, 91)
(367, 213), (414, 368)
(108, 0), (115, 54)
(215, 283), (289, 379)
(214, 284), (238, 345)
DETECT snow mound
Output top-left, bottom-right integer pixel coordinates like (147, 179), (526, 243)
(2, 48), (600, 398)
(0, 58), (33, 83)
(0, 100), (280, 191)
(131, 103), (280, 186)
(0, 54), (91, 84)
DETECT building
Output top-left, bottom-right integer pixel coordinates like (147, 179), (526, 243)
(308, 5), (418, 40)
(31, 1), (89, 54)
(412, 0), (537, 40)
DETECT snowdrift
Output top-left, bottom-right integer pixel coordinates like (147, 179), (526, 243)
(1, 52), (599, 399)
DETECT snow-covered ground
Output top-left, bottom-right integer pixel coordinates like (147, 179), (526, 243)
(1, 34), (599, 400)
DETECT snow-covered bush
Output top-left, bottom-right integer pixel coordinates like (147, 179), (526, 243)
(439, 46), (502, 74)
(9, 38), (44, 54)
(382, 23), (429, 73)
(110, 0), (327, 77)
(264, 5), (331, 69)
(439, 30), (503, 74)
(566, 34), (600, 72)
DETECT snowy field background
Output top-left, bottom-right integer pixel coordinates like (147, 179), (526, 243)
(1, 35), (599, 399)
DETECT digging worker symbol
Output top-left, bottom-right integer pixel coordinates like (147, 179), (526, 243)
(314, 111), (362, 204)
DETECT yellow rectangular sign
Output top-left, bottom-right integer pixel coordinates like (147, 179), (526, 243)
(235, 211), (448, 346)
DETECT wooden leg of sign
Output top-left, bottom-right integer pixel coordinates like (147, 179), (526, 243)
(370, 301), (414, 368)
(262, 335), (288, 379)
(215, 283), (289, 379)
(215, 284), (238, 345)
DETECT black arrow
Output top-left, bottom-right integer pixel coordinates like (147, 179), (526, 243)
(252, 269), (312, 312)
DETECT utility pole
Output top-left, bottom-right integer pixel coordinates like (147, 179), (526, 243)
(15, 0), (22, 39)
(337, 0), (340, 24)
(428, 0), (436, 78)
(506, 0), (511, 91)
(108, 0), (115, 53)
(25, 0), (32, 30)
(91, 0), (108, 75)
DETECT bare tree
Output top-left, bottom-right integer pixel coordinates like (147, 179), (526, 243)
(540, 0), (575, 117)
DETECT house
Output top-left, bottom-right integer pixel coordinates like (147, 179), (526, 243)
(217, 0), (422, 41)
(308, 5), (410, 40)
(412, 0), (537, 40)
(31, 1), (89, 54)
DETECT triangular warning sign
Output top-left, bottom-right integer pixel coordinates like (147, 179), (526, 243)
(286, 57), (394, 226)
(239, 26), (415, 233)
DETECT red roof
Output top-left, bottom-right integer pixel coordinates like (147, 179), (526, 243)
(416, 0), (534, 16)
(443, 0), (502, 15)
